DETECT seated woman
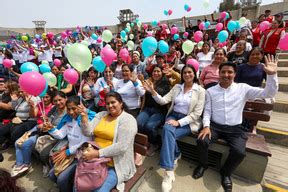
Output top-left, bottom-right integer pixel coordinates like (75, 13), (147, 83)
(54, 64), (73, 95)
(235, 47), (266, 87)
(81, 92), (137, 192)
(0, 80), (17, 121)
(0, 86), (39, 150)
(46, 96), (96, 192)
(136, 65), (170, 156)
(93, 66), (118, 112)
(78, 67), (98, 110)
(196, 42), (214, 72)
(115, 64), (145, 118)
(227, 40), (249, 66)
(200, 48), (227, 89)
(143, 65), (205, 192)
(11, 91), (67, 178)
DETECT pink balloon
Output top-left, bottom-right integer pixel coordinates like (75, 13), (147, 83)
(220, 12), (227, 20)
(143, 24), (148, 30)
(194, 31), (203, 43)
(171, 27), (178, 35)
(119, 48), (129, 60)
(61, 32), (67, 39)
(215, 23), (224, 32)
(279, 33), (288, 51)
(46, 32), (54, 39)
(19, 72), (46, 96)
(147, 31), (153, 37)
(157, 22), (161, 27)
(199, 22), (205, 30)
(63, 68), (79, 85)
(219, 41), (227, 48)
(187, 59), (199, 72)
(3, 59), (13, 68)
(54, 59), (61, 67)
(100, 46), (115, 66)
(259, 21), (271, 32)
(187, 7), (192, 12)
(183, 32), (189, 37)
(162, 24), (167, 29)
(97, 37), (102, 43)
(168, 9), (173, 15)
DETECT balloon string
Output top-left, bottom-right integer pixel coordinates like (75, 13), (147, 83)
(37, 102), (45, 123)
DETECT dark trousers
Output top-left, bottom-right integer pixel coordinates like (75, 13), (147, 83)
(0, 121), (37, 144)
(196, 121), (248, 176)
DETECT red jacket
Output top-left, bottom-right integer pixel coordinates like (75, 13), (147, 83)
(252, 26), (261, 47)
(261, 28), (285, 54)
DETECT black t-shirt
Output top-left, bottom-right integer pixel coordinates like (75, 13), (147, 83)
(227, 51), (249, 66)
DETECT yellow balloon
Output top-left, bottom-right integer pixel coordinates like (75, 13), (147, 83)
(102, 30), (113, 43)
(22, 36), (28, 41)
(239, 17), (247, 25)
(67, 43), (92, 72)
(42, 33), (46, 39)
(182, 40), (194, 54)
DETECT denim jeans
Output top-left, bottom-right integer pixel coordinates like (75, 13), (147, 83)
(92, 168), (118, 192)
(159, 111), (191, 170)
(136, 107), (165, 144)
(49, 161), (77, 192)
(15, 126), (38, 166)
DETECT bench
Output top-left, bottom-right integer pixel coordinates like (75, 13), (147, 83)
(111, 133), (148, 192)
(176, 101), (273, 183)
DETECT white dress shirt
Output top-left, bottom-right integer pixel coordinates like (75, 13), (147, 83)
(173, 84), (194, 115)
(203, 74), (278, 127)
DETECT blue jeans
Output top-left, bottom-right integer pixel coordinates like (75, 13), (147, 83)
(49, 161), (77, 192)
(160, 111), (191, 170)
(92, 168), (118, 192)
(136, 107), (165, 144)
(15, 126), (38, 166)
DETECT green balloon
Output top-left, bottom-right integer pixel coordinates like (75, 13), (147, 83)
(67, 43), (92, 72)
(197, 41), (204, 49)
(129, 34), (134, 40)
(102, 30), (113, 43)
(239, 17), (247, 25)
(81, 40), (89, 47)
(43, 72), (57, 86)
(127, 40), (134, 51)
(182, 40), (194, 54)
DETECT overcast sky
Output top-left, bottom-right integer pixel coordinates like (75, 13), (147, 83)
(0, 0), (282, 28)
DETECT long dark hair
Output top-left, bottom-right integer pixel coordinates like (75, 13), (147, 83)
(181, 65), (199, 84)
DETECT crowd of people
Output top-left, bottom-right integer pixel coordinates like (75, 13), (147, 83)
(0, 8), (284, 192)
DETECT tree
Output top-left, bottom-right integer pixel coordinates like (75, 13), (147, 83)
(219, 0), (241, 12)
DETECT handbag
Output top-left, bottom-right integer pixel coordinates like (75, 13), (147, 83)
(74, 141), (111, 191)
(35, 135), (57, 154)
(16, 131), (32, 147)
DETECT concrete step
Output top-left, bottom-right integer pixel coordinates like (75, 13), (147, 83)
(257, 111), (288, 147)
(274, 91), (288, 113)
(263, 143), (288, 191)
(277, 53), (288, 60)
(263, 77), (288, 92)
(278, 67), (288, 77)
(278, 59), (288, 67)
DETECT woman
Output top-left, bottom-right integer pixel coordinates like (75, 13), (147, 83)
(0, 86), (39, 150)
(227, 40), (249, 66)
(115, 64), (145, 118)
(113, 55), (125, 79)
(235, 47), (266, 87)
(55, 64), (73, 95)
(196, 42), (214, 72)
(136, 65), (170, 156)
(143, 65), (205, 192)
(200, 48), (227, 89)
(251, 20), (261, 47)
(93, 66), (118, 112)
(259, 19), (285, 56)
(11, 91), (67, 178)
(78, 67), (98, 109)
(47, 95), (96, 192)
(81, 92), (137, 192)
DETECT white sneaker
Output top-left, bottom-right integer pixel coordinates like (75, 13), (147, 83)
(174, 154), (182, 168)
(162, 170), (175, 192)
(11, 164), (31, 177)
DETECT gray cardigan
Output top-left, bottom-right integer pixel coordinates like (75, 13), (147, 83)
(153, 83), (205, 132)
(82, 111), (137, 191)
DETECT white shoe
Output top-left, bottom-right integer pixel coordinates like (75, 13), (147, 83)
(162, 170), (175, 192)
(11, 164), (31, 177)
(174, 154), (182, 168)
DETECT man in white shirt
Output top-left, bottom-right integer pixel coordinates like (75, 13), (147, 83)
(193, 56), (278, 192)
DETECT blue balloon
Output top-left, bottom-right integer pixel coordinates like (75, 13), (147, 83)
(227, 21), (236, 32)
(205, 21), (211, 29)
(39, 64), (51, 74)
(39, 81), (48, 97)
(235, 21), (241, 30)
(142, 37), (158, 57)
(92, 56), (106, 73)
(164, 10), (169, 16)
(151, 20), (158, 27)
(158, 40), (169, 54)
(120, 30), (126, 38)
(35, 34), (41, 39)
(184, 4), (189, 11)
(72, 31), (78, 38)
(20, 62), (39, 73)
(217, 30), (229, 43)
(173, 34), (179, 40)
(135, 18), (140, 23)
(91, 33), (98, 40)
